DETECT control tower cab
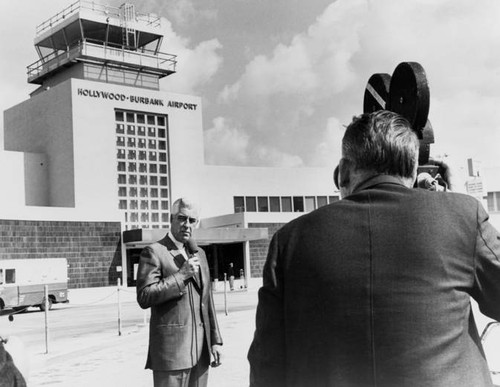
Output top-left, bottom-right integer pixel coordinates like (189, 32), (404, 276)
(27, 1), (177, 95)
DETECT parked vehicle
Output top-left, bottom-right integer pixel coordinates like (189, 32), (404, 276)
(0, 258), (69, 311)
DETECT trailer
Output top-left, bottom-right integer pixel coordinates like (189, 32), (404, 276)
(0, 258), (69, 311)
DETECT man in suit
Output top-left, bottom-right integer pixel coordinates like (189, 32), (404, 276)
(137, 198), (222, 387)
(248, 110), (500, 387)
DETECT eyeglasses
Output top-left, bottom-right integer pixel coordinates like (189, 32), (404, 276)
(176, 214), (198, 225)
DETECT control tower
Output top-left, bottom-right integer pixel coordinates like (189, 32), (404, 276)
(28, 1), (177, 94)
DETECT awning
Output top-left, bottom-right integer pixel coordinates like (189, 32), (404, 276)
(123, 227), (268, 248)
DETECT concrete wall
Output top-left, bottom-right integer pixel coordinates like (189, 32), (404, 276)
(4, 81), (75, 207)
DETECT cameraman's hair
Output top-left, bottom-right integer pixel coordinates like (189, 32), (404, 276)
(171, 198), (198, 216)
(342, 110), (419, 179)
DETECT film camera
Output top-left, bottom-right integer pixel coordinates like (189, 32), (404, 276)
(363, 62), (447, 190)
(333, 62), (447, 191)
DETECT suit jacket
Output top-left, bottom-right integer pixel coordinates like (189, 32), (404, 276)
(136, 235), (222, 371)
(248, 175), (500, 387)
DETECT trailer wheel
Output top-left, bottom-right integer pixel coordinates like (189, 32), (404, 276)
(39, 297), (53, 311)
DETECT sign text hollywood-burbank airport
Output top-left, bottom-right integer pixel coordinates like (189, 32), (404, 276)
(77, 88), (198, 110)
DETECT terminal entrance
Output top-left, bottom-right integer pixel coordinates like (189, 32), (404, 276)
(125, 242), (245, 287)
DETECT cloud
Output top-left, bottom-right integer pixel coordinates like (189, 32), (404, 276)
(204, 117), (304, 167)
(210, 0), (500, 168)
(158, 17), (223, 94)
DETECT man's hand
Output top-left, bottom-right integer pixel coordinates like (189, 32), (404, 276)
(429, 155), (459, 192)
(210, 344), (222, 367)
(178, 257), (200, 280)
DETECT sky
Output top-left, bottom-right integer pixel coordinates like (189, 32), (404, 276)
(1, 0), (500, 171)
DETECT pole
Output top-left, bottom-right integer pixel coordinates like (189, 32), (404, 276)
(44, 285), (49, 354)
(117, 278), (122, 336)
(224, 273), (228, 315)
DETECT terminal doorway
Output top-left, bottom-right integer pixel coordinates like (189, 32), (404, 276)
(204, 242), (245, 284)
(125, 242), (245, 287)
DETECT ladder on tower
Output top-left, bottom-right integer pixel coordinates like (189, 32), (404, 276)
(120, 3), (137, 49)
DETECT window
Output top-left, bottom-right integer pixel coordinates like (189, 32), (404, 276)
(487, 192), (500, 212)
(159, 153), (167, 162)
(119, 200), (127, 209)
(281, 197), (292, 212)
(161, 201), (169, 210)
(116, 124), (124, 134)
(317, 196), (328, 208)
(0, 269), (3, 284)
(150, 176), (158, 185)
(139, 163), (147, 173)
(139, 175), (148, 185)
(126, 112), (135, 122)
(139, 151), (147, 160)
(5, 269), (15, 284)
(117, 149), (125, 159)
(151, 201), (159, 210)
(246, 197), (257, 212)
(128, 163), (136, 172)
(140, 188), (148, 197)
(138, 126), (146, 136)
(129, 187), (137, 197)
(305, 196), (316, 212)
(160, 176), (168, 186)
(117, 162), (126, 172)
(258, 197), (269, 212)
(329, 196), (339, 204)
(118, 187), (127, 197)
(116, 137), (125, 147)
(158, 128), (166, 138)
(162, 213), (169, 223)
(127, 125), (135, 135)
(159, 164), (167, 174)
(151, 188), (158, 198)
(152, 213), (159, 222)
(127, 150), (136, 160)
(148, 127), (156, 136)
(234, 197), (244, 213)
(159, 141), (166, 150)
(115, 111), (124, 122)
(160, 189), (168, 198)
(128, 175), (137, 184)
(118, 174), (126, 184)
(137, 114), (145, 124)
(293, 197), (304, 212)
(150, 164), (158, 173)
(147, 115), (155, 125)
(130, 200), (138, 209)
(157, 116), (165, 126)
(270, 197), (280, 212)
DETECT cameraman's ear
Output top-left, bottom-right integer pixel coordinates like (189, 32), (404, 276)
(338, 158), (351, 188)
(333, 165), (340, 190)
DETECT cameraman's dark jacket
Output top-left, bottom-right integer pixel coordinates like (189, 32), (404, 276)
(249, 175), (500, 387)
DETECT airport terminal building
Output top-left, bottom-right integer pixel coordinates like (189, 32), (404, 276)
(1, 1), (499, 290)
(0, 2), (337, 289)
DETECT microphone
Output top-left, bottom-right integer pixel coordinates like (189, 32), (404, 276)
(417, 172), (445, 191)
(186, 238), (199, 257)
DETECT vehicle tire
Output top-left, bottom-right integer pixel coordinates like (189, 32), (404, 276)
(39, 297), (53, 311)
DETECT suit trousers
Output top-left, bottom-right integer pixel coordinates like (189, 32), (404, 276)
(153, 343), (209, 387)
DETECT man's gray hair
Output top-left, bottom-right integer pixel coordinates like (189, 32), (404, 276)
(171, 198), (199, 216)
(342, 110), (419, 180)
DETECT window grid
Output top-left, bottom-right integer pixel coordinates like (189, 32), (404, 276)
(115, 110), (171, 230)
(234, 195), (339, 213)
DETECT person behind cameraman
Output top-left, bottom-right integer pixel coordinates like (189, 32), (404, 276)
(248, 110), (500, 387)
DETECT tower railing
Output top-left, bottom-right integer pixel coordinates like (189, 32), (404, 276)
(36, 0), (161, 37)
(27, 39), (177, 82)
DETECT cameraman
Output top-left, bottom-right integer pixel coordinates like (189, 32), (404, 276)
(248, 110), (500, 387)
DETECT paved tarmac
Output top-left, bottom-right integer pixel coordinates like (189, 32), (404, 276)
(13, 283), (500, 386)
(27, 285), (259, 387)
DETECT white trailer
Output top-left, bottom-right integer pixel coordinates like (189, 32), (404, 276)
(0, 258), (69, 311)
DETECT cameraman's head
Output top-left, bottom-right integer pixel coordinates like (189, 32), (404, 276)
(338, 110), (419, 198)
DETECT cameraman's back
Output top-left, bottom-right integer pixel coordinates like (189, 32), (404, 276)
(248, 111), (500, 387)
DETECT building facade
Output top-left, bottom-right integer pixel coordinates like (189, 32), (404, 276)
(1, 1), (499, 291)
